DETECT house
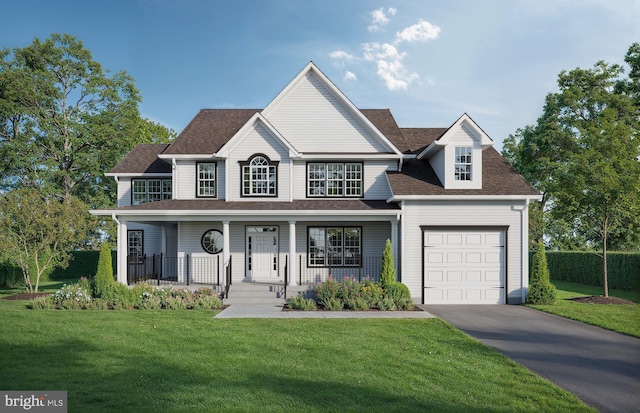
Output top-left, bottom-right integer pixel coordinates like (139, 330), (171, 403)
(91, 62), (541, 304)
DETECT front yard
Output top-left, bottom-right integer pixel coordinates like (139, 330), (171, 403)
(528, 280), (640, 338)
(0, 293), (592, 412)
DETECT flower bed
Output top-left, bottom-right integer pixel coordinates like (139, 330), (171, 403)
(287, 276), (414, 311)
(28, 277), (223, 310)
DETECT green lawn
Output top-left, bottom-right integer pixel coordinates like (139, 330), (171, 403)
(0, 299), (592, 412)
(528, 280), (640, 338)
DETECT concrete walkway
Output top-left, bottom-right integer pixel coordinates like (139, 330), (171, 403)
(424, 305), (640, 413)
(214, 304), (435, 319)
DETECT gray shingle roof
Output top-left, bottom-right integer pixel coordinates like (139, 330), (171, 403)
(163, 109), (260, 155)
(109, 144), (171, 174)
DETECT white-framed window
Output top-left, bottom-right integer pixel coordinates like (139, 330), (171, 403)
(131, 179), (172, 205)
(455, 147), (472, 181)
(308, 226), (361, 267)
(197, 162), (216, 198)
(241, 154), (277, 197)
(307, 162), (362, 197)
(127, 230), (143, 257)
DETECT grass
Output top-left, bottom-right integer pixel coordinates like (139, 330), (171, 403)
(528, 280), (640, 338)
(0, 299), (593, 412)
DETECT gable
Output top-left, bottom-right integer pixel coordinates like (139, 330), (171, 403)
(263, 64), (400, 154)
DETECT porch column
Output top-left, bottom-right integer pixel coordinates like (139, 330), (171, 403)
(161, 226), (167, 256)
(222, 221), (230, 285)
(391, 217), (399, 280)
(117, 219), (128, 285)
(288, 220), (297, 286)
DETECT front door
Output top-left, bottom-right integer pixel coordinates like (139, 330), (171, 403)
(246, 227), (278, 281)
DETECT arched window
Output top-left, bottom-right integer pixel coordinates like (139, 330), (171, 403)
(241, 154), (278, 196)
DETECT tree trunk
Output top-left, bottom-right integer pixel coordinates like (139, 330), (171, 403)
(602, 220), (609, 297)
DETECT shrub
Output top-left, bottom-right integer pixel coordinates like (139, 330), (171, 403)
(50, 282), (92, 309)
(94, 244), (115, 298)
(379, 239), (395, 287)
(315, 277), (341, 304)
(384, 282), (413, 310)
(377, 296), (397, 311)
(345, 297), (369, 311)
(527, 242), (557, 305)
(323, 297), (344, 311)
(338, 277), (362, 301)
(543, 251), (640, 291)
(288, 294), (318, 311)
(361, 279), (384, 308)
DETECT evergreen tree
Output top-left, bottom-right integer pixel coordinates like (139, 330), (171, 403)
(379, 239), (395, 287)
(94, 243), (114, 297)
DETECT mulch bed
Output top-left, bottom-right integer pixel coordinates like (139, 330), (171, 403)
(2, 292), (51, 301)
(569, 296), (636, 305)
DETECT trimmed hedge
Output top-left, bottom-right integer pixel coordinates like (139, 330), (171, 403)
(1, 250), (117, 287)
(541, 251), (640, 291)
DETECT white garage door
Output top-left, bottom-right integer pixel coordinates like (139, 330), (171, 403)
(423, 229), (505, 304)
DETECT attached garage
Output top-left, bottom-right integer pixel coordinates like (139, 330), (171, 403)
(422, 227), (506, 304)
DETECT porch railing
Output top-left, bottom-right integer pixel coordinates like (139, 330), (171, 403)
(127, 254), (227, 287)
(297, 255), (382, 285)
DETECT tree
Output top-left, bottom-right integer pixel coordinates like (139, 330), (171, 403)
(0, 188), (90, 293)
(379, 239), (395, 286)
(504, 43), (640, 297)
(526, 241), (556, 305)
(0, 34), (175, 211)
(94, 243), (115, 298)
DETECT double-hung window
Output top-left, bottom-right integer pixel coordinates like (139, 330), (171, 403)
(308, 227), (361, 267)
(454, 147), (472, 181)
(131, 179), (172, 205)
(127, 230), (143, 257)
(197, 162), (216, 197)
(241, 154), (278, 196)
(307, 162), (362, 197)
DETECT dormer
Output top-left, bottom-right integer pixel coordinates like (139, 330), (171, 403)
(416, 114), (493, 189)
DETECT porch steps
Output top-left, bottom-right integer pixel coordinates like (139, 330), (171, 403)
(223, 281), (311, 306)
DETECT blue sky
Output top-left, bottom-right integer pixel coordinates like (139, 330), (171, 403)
(2, 0), (639, 149)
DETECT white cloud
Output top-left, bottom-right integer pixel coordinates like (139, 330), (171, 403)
(362, 42), (406, 62)
(343, 71), (357, 81)
(395, 19), (441, 43)
(368, 7), (395, 32)
(330, 50), (356, 61)
(361, 42), (418, 91)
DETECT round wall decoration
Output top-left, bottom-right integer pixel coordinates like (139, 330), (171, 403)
(201, 229), (223, 254)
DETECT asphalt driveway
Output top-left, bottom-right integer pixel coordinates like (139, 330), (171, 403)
(423, 305), (640, 413)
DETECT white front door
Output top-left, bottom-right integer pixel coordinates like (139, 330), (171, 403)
(247, 227), (278, 281)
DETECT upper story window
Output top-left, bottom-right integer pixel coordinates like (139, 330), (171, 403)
(241, 154), (278, 197)
(307, 162), (362, 197)
(132, 178), (172, 205)
(197, 162), (217, 198)
(454, 147), (472, 181)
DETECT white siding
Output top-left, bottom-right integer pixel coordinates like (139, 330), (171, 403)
(118, 178), (132, 207)
(226, 123), (291, 202)
(401, 200), (527, 304)
(127, 223), (163, 256)
(176, 161), (195, 199)
(267, 73), (389, 153)
(430, 149), (445, 186)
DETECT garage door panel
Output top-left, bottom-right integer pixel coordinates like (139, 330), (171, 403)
(424, 229), (505, 304)
(426, 252), (443, 263)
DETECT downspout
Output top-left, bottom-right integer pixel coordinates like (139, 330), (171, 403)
(521, 198), (530, 304)
(171, 158), (177, 199)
